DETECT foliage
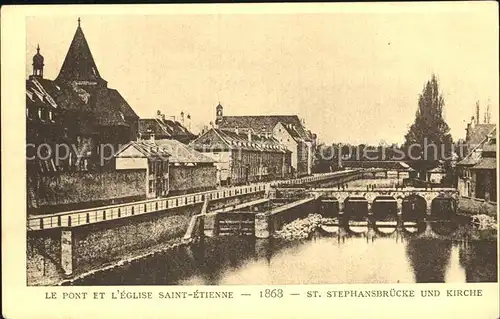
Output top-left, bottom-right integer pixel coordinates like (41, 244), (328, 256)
(312, 143), (341, 173)
(471, 214), (497, 230)
(403, 74), (453, 161)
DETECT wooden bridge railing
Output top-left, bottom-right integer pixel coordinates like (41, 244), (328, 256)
(27, 169), (363, 232)
(27, 183), (268, 231)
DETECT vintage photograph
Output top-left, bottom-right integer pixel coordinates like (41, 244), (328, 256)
(25, 8), (498, 287)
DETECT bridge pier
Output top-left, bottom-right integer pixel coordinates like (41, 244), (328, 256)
(396, 198), (403, 215)
(255, 213), (271, 239)
(61, 229), (73, 276)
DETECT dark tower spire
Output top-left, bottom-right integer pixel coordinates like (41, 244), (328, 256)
(31, 44), (44, 78)
(55, 18), (106, 85)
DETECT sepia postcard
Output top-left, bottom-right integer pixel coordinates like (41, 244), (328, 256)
(2, 2), (499, 318)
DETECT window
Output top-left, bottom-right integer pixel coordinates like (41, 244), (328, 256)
(149, 180), (155, 193)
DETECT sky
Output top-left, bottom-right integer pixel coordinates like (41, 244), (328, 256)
(26, 4), (498, 145)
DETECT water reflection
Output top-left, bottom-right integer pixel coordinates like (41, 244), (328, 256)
(72, 221), (497, 285)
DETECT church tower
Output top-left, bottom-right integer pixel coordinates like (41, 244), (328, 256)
(55, 18), (107, 86)
(215, 102), (223, 126)
(31, 44), (44, 79)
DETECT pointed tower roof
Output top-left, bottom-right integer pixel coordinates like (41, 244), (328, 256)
(56, 18), (105, 84)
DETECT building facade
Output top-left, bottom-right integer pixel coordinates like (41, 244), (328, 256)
(114, 138), (217, 197)
(153, 139), (217, 195)
(214, 103), (316, 177)
(457, 122), (497, 202)
(114, 141), (171, 198)
(190, 128), (292, 185)
(26, 20), (139, 174)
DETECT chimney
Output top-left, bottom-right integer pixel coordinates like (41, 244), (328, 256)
(187, 114), (191, 130)
(180, 111), (185, 124)
(171, 116), (176, 122)
(150, 134), (155, 141)
(156, 110), (162, 120)
(248, 130), (252, 143)
(235, 128), (239, 135)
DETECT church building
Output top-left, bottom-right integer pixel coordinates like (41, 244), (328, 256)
(26, 19), (139, 173)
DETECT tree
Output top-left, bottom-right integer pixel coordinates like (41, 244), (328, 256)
(403, 74), (453, 162)
(312, 143), (341, 173)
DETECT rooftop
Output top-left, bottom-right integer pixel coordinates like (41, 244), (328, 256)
(56, 22), (105, 84)
(218, 115), (312, 141)
(466, 124), (496, 147)
(154, 139), (215, 164)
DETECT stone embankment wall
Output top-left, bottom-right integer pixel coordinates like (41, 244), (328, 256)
(27, 170), (147, 214)
(169, 165), (217, 195)
(26, 190), (265, 285)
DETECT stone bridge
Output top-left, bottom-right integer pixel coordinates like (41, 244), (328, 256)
(278, 187), (459, 214)
(312, 187), (458, 213)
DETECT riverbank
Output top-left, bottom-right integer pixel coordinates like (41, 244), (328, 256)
(469, 214), (498, 241)
(30, 236), (194, 286)
(458, 196), (497, 218)
(274, 214), (329, 240)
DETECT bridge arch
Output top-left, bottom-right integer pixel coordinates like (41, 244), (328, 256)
(430, 196), (457, 220)
(343, 196), (369, 221)
(371, 196), (398, 222)
(319, 197), (340, 218)
(402, 195), (427, 222)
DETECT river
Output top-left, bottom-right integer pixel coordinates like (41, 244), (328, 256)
(71, 219), (497, 285)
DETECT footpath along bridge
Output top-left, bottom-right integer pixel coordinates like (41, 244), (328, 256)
(27, 170), (363, 232)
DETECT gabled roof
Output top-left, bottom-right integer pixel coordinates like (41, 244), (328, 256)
(26, 77), (138, 129)
(218, 115), (311, 140)
(191, 128), (289, 153)
(114, 139), (214, 164)
(216, 129), (289, 153)
(114, 140), (171, 160)
(467, 124), (496, 147)
(138, 118), (195, 140)
(458, 127), (496, 166)
(276, 121), (301, 140)
(91, 88), (138, 126)
(56, 25), (104, 83)
(154, 139), (214, 164)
